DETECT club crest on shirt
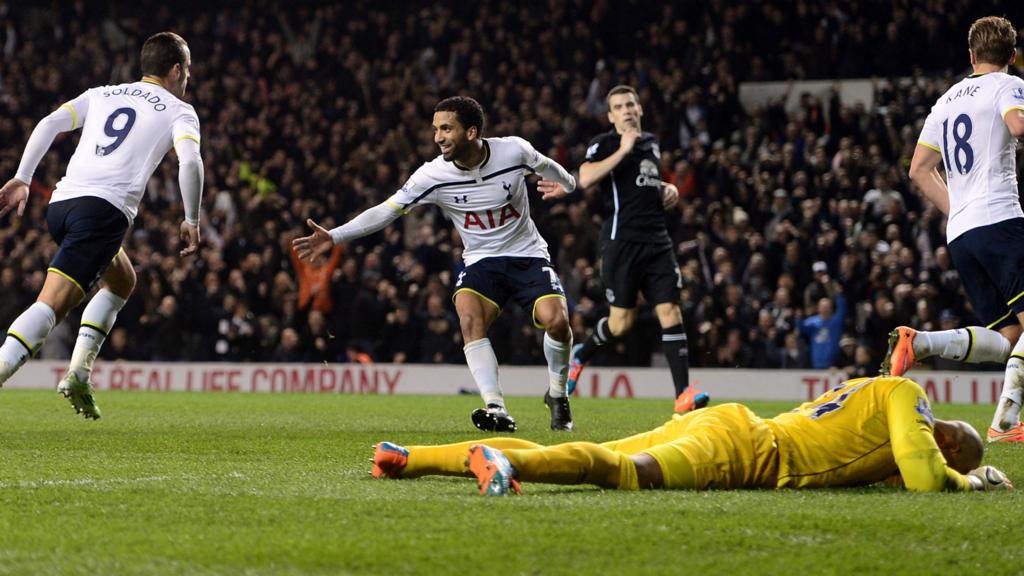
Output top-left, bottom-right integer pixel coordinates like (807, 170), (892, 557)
(636, 159), (661, 188)
(914, 396), (934, 426)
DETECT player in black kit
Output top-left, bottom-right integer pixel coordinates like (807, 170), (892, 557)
(569, 85), (707, 412)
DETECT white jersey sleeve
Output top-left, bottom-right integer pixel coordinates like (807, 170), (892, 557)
(325, 163), (436, 244)
(13, 91), (91, 185)
(62, 89), (92, 131)
(387, 163), (439, 212)
(918, 102), (944, 153)
(507, 136), (576, 192)
(171, 108), (201, 148)
(171, 109), (203, 224)
(994, 75), (1024, 120)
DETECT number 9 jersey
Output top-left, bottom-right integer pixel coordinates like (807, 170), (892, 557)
(50, 79), (201, 225)
(918, 71), (1024, 243)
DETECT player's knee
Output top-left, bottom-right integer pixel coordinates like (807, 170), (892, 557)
(458, 312), (484, 340)
(655, 303), (682, 326)
(543, 310), (570, 341)
(118, 265), (137, 297)
(609, 315), (634, 336)
(106, 262), (136, 298)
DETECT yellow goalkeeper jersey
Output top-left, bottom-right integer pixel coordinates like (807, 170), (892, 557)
(766, 376), (970, 491)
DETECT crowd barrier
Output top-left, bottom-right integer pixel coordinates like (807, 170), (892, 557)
(7, 361), (1005, 404)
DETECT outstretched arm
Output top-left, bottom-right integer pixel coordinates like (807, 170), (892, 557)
(292, 201), (402, 262)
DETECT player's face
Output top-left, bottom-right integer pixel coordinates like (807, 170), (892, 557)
(433, 111), (473, 162)
(607, 93), (643, 133)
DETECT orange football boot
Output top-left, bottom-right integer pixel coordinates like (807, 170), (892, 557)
(880, 327), (917, 377)
(987, 423), (1024, 443)
(371, 442), (409, 479)
(467, 444), (521, 496)
(674, 386), (710, 413)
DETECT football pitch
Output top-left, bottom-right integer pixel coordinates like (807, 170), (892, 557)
(0, 390), (1020, 575)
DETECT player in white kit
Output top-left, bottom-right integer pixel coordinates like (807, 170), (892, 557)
(881, 16), (1024, 442)
(293, 96), (577, 432)
(0, 32), (203, 419)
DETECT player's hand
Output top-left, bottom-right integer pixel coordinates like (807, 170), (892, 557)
(662, 183), (679, 210)
(618, 127), (640, 154)
(538, 179), (569, 201)
(292, 218), (334, 262)
(179, 221), (200, 256)
(967, 465), (1013, 491)
(0, 178), (29, 218)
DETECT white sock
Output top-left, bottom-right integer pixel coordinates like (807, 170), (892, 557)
(543, 332), (572, 398)
(992, 337), (1024, 431)
(915, 327), (1010, 363)
(464, 338), (503, 407)
(0, 302), (57, 381)
(69, 289), (127, 382)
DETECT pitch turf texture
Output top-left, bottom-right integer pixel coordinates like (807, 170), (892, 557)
(0, 391), (1020, 575)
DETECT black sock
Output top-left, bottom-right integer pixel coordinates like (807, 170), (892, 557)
(577, 317), (616, 363)
(662, 323), (690, 396)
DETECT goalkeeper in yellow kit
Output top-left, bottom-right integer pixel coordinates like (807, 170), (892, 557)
(371, 376), (1012, 495)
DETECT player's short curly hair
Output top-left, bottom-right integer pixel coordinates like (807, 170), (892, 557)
(969, 16), (1016, 66)
(435, 96), (485, 135)
(141, 32), (188, 77)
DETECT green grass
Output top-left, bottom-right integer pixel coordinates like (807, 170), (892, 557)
(0, 390), (1020, 575)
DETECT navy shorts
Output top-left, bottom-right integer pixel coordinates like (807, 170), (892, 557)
(453, 256), (566, 326)
(46, 196), (129, 293)
(600, 239), (681, 308)
(948, 218), (1024, 329)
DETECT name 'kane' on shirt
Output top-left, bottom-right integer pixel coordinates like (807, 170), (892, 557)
(918, 71), (1024, 242)
(585, 130), (669, 243)
(388, 136), (551, 266)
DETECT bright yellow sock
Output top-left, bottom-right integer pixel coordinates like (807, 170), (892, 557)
(403, 438), (543, 478)
(503, 442), (631, 489)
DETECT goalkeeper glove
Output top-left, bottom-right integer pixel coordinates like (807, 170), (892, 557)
(967, 466), (1013, 491)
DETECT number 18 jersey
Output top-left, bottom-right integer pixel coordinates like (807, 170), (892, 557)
(51, 79), (202, 225)
(918, 72), (1024, 242)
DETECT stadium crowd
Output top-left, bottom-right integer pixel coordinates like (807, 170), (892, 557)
(1, 0), (1024, 372)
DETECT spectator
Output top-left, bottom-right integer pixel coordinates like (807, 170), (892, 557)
(271, 328), (305, 363)
(799, 287), (847, 370)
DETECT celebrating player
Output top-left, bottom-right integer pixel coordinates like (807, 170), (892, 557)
(564, 85), (704, 413)
(882, 16), (1024, 443)
(293, 96), (577, 432)
(0, 32), (203, 419)
(371, 376), (1011, 495)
